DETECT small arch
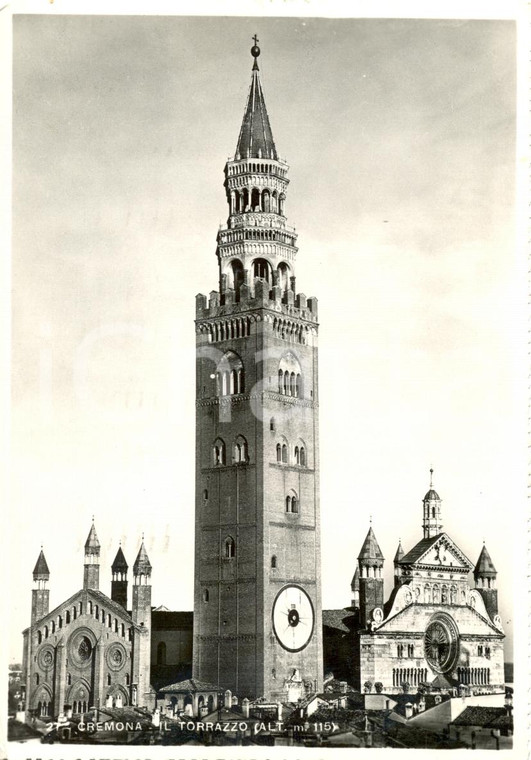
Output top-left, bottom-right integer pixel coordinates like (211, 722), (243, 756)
(224, 536), (235, 559)
(234, 435), (248, 463)
(107, 674), (112, 686)
(157, 641), (167, 666)
(203, 588), (209, 602)
(203, 488), (209, 501)
(271, 555), (277, 569)
(252, 258), (272, 282)
(281, 443), (288, 464)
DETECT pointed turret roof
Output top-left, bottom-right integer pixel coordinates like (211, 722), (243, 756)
(350, 566), (359, 591)
(474, 544), (497, 576)
(133, 540), (152, 575)
(394, 540), (404, 563)
(357, 527), (384, 562)
(235, 40), (278, 161)
(111, 546), (128, 572)
(33, 549), (50, 579)
(84, 520), (101, 554)
(423, 468), (440, 501)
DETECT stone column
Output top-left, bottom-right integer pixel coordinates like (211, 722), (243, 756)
(54, 642), (67, 715)
(93, 640), (105, 708)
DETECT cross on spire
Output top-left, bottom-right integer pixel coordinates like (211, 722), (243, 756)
(252, 34), (259, 46)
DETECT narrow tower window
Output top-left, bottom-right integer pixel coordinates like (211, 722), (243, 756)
(224, 536), (236, 559)
(271, 555), (277, 569)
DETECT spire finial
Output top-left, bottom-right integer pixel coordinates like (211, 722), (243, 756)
(429, 468), (434, 488)
(369, 514), (372, 525)
(251, 34), (260, 70)
(141, 531), (144, 542)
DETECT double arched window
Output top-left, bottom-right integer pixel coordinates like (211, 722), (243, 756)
(216, 351), (244, 396)
(285, 491), (299, 514)
(233, 435), (248, 463)
(213, 438), (226, 466)
(294, 443), (307, 466)
(276, 441), (288, 464)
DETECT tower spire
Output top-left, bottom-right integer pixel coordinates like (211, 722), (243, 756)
(422, 469), (443, 539)
(235, 38), (277, 162)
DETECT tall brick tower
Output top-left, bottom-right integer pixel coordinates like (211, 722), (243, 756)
(193, 39), (323, 701)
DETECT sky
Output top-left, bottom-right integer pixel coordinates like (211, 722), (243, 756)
(8, 14), (522, 666)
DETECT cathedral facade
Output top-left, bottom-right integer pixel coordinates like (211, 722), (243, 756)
(192, 41), (323, 701)
(22, 522), (194, 719)
(346, 472), (505, 695)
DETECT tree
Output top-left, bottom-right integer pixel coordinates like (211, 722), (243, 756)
(374, 682), (383, 694)
(363, 681), (372, 694)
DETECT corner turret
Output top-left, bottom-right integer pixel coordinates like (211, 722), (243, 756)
(474, 543), (498, 619)
(111, 544), (128, 609)
(357, 525), (384, 628)
(393, 540), (404, 587)
(83, 519), (101, 591)
(31, 548), (50, 624)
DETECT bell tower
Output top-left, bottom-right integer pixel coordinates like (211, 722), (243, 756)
(422, 469), (443, 538)
(193, 39), (323, 700)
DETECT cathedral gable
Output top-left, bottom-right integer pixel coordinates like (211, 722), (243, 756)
(401, 533), (473, 572)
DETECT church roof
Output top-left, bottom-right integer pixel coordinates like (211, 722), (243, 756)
(350, 566), (359, 590)
(235, 46), (278, 161)
(133, 541), (152, 575)
(399, 535), (441, 564)
(474, 544), (497, 576)
(111, 546), (128, 571)
(357, 527), (384, 561)
(423, 489), (441, 501)
(33, 549), (50, 578)
(159, 678), (221, 693)
(84, 521), (101, 554)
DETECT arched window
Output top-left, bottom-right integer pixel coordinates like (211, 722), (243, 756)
(37, 631), (42, 644)
(271, 555), (277, 569)
(397, 644), (404, 658)
(203, 488), (208, 501)
(126, 673), (130, 685)
(276, 443), (282, 462)
(203, 589), (209, 602)
(213, 438), (226, 466)
(285, 492), (299, 514)
(279, 353), (303, 397)
(281, 444), (288, 464)
(35, 673), (39, 685)
(234, 435), (248, 463)
(107, 674), (112, 686)
(433, 585), (440, 604)
(44, 625), (48, 639)
(157, 641), (167, 666)
(277, 262), (290, 291)
(252, 258), (272, 281)
(270, 417), (275, 431)
(228, 258), (244, 295)
(216, 351), (244, 396)
(224, 536), (235, 559)
(294, 446), (300, 465)
(300, 447), (306, 466)
(67, 673), (71, 685)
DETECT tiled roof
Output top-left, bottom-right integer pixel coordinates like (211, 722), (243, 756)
(84, 521), (101, 552)
(452, 706), (507, 727)
(133, 541), (152, 574)
(474, 544), (497, 576)
(399, 535), (441, 564)
(358, 527), (384, 562)
(322, 608), (356, 633)
(111, 546), (128, 571)
(159, 678), (221, 693)
(235, 60), (277, 161)
(33, 550), (50, 577)
(393, 541), (404, 563)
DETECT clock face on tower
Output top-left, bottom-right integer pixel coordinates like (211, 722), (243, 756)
(272, 584), (315, 652)
(424, 613), (460, 674)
